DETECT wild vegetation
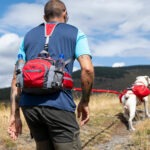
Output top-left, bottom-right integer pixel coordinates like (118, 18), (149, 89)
(0, 93), (150, 150)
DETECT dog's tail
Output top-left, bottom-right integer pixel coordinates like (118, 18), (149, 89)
(124, 105), (129, 109)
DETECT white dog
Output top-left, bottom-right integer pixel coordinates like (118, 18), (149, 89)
(120, 76), (150, 131)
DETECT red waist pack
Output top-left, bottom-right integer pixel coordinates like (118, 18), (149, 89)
(23, 58), (51, 88)
(17, 57), (74, 95)
(16, 23), (74, 95)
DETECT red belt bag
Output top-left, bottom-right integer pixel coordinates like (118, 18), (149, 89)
(18, 57), (74, 95)
(63, 72), (73, 89)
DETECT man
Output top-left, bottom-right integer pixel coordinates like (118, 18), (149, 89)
(8, 0), (94, 149)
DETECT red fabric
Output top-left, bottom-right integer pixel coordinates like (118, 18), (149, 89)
(23, 59), (51, 88)
(132, 85), (150, 99)
(73, 88), (121, 94)
(45, 24), (56, 36)
(119, 90), (128, 103)
(62, 72), (73, 89)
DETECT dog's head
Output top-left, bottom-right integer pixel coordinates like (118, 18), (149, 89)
(135, 75), (150, 87)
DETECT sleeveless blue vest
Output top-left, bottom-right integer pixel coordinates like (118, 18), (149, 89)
(19, 23), (78, 112)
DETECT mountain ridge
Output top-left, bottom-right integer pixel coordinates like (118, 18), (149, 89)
(1, 65), (150, 100)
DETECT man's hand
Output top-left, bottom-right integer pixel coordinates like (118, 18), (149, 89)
(8, 115), (22, 140)
(77, 101), (90, 126)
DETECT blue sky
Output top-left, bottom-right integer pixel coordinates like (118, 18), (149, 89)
(0, 0), (150, 88)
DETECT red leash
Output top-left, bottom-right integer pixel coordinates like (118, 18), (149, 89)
(73, 88), (121, 95)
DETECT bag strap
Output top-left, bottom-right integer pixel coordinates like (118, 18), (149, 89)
(44, 23), (58, 52)
(43, 23), (74, 65)
(64, 57), (74, 66)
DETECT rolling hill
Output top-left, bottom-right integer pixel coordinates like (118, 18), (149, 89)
(1, 65), (150, 100)
(73, 65), (150, 91)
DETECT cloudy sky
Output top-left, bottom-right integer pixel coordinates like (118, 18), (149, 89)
(0, 0), (150, 88)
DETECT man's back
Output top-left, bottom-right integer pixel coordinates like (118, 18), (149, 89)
(25, 23), (77, 69)
(20, 22), (79, 112)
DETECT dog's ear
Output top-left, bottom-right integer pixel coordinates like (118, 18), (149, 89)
(144, 75), (149, 80)
(142, 76), (150, 85)
(144, 75), (150, 82)
(136, 75), (148, 80)
(136, 76), (142, 80)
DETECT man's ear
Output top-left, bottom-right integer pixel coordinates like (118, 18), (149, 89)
(63, 10), (68, 23)
(43, 15), (48, 22)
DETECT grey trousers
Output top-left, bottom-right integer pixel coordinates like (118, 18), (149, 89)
(22, 106), (82, 150)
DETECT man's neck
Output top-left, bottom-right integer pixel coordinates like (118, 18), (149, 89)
(47, 18), (65, 23)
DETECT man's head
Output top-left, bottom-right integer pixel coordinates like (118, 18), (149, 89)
(44, 0), (68, 23)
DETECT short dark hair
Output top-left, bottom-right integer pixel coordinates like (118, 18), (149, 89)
(44, 0), (67, 20)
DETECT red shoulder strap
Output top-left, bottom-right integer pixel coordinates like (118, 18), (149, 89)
(44, 23), (57, 52)
(45, 23), (57, 37)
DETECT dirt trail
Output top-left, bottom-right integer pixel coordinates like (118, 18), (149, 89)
(94, 122), (132, 150)
(81, 112), (139, 150)
(87, 112), (148, 150)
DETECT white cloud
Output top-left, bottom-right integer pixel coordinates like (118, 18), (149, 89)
(66, 0), (149, 34)
(0, 1), (150, 36)
(65, 0), (150, 58)
(0, 33), (22, 88)
(112, 62), (126, 67)
(0, 33), (21, 56)
(91, 36), (150, 57)
(0, 74), (13, 88)
(35, 0), (47, 4)
(0, 3), (44, 30)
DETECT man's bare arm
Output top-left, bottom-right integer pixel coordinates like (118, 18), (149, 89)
(8, 66), (22, 140)
(78, 55), (94, 103)
(10, 67), (21, 117)
(77, 55), (94, 126)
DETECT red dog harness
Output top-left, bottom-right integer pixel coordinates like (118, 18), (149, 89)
(132, 85), (150, 100)
(119, 90), (133, 103)
(119, 84), (150, 103)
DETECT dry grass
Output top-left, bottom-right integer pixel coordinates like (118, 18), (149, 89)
(0, 102), (16, 149)
(75, 93), (123, 149)
(0, 94), (150, 150)
(76, 94), (150, 150)
(0, 102), (35, 150)
(132, 119), (150, 149)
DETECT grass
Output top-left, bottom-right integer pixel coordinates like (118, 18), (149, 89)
(0, 102), (16, 149)
(0, 94), (150, 150)
(132, 119), (150, 149)
(0, 102), (35, 150)
(75, 94), (122, 149)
